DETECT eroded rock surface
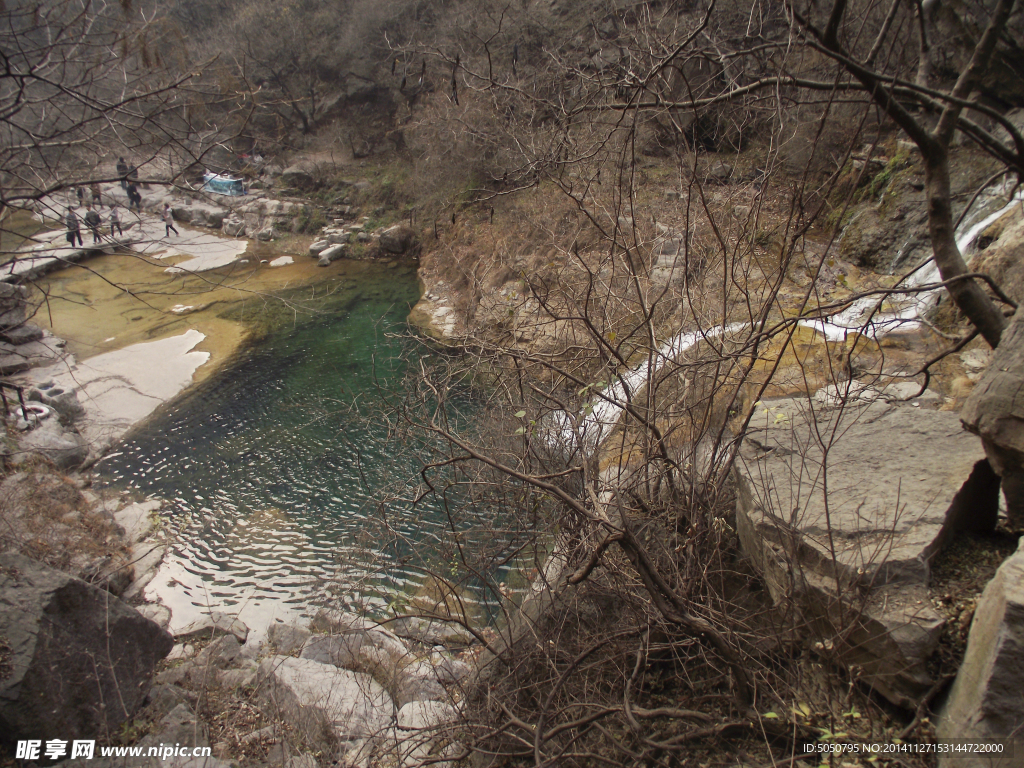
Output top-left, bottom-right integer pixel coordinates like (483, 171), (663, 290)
(735, 393), (992, 706)
(938, 538), (1024, 766)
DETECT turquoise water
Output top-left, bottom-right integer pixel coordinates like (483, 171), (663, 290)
(98, 262), (488, 636)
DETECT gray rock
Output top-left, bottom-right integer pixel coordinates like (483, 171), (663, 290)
(281, 163), (317, 190)
(392, 700), (460, 767)
(285, 754), (318, 768)
(962, 309), (1024, 528)
(174, 611), (249, 643)
(137, 703), (210, 767)
(122, 541), (167, 601)
(0, 553), (173, 742)
(268, 622), (311, 655)
(0, 283), (29, 330)
(219, 659), (258, 690)
(309, 239), (330, 256)
(27, 380), (85, 422)
(317, 244), (346, 266)
(16, 418), (88, 469)
(255, 225), (277, 241)
(0, 323), (44, 345)
(301, 633), (365, 669)
(221, 217), (246, 237)
(938, 538), (1024, 766)
(194, 635), (242, 669)
(328, 231), (351, 245)
(379, 224), (417, 254)
(703, 159), (732, 182)
(390, 657), (447, 707)
(256, 656), (393, 741)
(138, 602), (172, 630)
(735, 398), (990, 707)
(114, 499), (161, 544)
(0, 339), (64, 375)
(142, 683), (190, 721)
(397, 616), (475, 647)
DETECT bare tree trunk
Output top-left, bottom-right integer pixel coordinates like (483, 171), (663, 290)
(924, 149), (1008, 346)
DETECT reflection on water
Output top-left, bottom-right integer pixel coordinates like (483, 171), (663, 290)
(98, 265), (479, 637)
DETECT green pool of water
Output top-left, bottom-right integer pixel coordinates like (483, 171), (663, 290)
(98, 263), (490, 637)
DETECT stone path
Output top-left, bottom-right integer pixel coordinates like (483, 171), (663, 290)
(6, 186), (249, 282)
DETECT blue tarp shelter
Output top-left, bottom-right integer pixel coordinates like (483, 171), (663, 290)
(202, 172), (245, 196)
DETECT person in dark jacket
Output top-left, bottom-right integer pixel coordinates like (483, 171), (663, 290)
(65, 208), (82, 247)
(126, 182), (140, 211)
(84, 206), (102, 243)
(90, 183), (101, 206)
(116, 157), (129, 189)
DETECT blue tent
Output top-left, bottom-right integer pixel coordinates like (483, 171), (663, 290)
(202, 172), (245, 196)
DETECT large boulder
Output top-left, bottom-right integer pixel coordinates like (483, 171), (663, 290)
(0, 553), (173, 743)
(15, 418), (89, 469)
(280, 163), (318, 191)
(256, 656), (393, 742)
(317, 244), (346, 266)
(379, 224), (418, 255)
(735, 394), (993, 707)
(962, 308), (1024, 528)
(937, 538), (1024, 766)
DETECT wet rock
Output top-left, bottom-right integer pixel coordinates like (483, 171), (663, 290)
(174, 611), (249, 643)
(735, 397), (992, 707)
(257, 656), (393, 741)
(938, 537), (1024, 766)
(0, 553), (173, 742)
(255, 225), (277, 241)
(318, 244), (346, 266)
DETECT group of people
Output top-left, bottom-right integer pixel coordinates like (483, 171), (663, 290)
(65, 203), (123, 247)
(63, 158), (181, 248)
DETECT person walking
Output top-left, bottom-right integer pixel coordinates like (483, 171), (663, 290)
(76, 186), (85, 206)
(162, 204), (179, 237)
(90, 182), (102, 206)
(116, 157), (129, 190)
(65, 207), (82, 248)
(84, 206), (102, 244)
(109, 203), (123, 237)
